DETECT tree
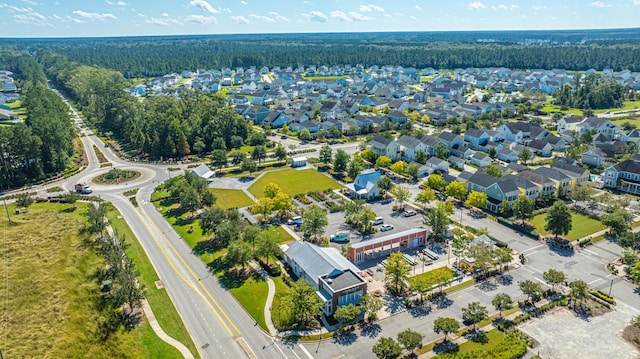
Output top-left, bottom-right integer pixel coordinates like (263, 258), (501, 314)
(377, 176), (393, 194)
(391, 185), (411, 210)
(602, 209), (633, 236)
(484, 163), (502, 178)
(256, 230), (281, 265)
(542, 269), (566, 292)
(274, 145), (287, 163)
(272, 191), (293, 221)
(229, 149), (245, 165)
(618, 232), (640, 252)
(405, 163), (420, 180)
(86, 202), (108, 235)
(433, 317), (460, 342)
(375, 155), (392, 168)
(333, 149), (349, 172)
(568, 183), (595, 207)
(226, 239), (253, 269)
(569, 279), (589, 308)
(283, 280), (322, 328)
(415, 150), (427, 165)
(346, 158), (363, 179)
(251, 145), (267, 163)
(545, 201), (572, 239)
(372, 337), (402, 359)
(408, 274), (434, 302)
(199, 207), (226, 234)
(630, 315), (640, 329)
(301, 204), (328, 240)
(384, 252), (411, 295)
(319, 144), (332, 164)
(452, 233), (466, 266)
(361, 294), (383, 321)
(511, 194), (535, 225)
(462, 302), (488, 331)
(299, 129), (311, 141)
(426, 173), (446, 192)
(241, 158), (257, 176)
(334, 304), (361, 329)
(390, 161), (407, 175)
(424, 201), (454, 239)
(491, 293), (514, 317)
(180, 188), (201, 215)
(360, 148), (377, 163)
(465, 191), (488, 210)
(519, 147), (531, 164)
(487, 146), (497, 159)
(281, 123), (289, 136)
(201, 190), (216, 207)
(252, 197), (274, 223)
(264, 183), (282, 199)
(435, 143), (447, 159)
(62, 191), (82, 210)
(397, 329), (423, 355)
(15, 193), (34, 211)
(210, 149), (227, 169)
(415, 188), (436, 209)
(519, 280), (543, 302)
(494, 247), (513, 272)
(631, 262), (640, 284)
(445, 181), (467, 201)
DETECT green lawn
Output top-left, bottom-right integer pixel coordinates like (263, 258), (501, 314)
(210, 188), (254, 209)
(435, 329), (504, 358)
(302, 75), (348, 81)
(410, 267), (456, 288)
(106, 204), (199, 359)
(612, 116), (640, 128)
(228, 274), (269, 331)
(530, 210), (606, 240)
(271, 225), (297, 243)
(248, 168), (342, 198)
(542, 98), (640, 116)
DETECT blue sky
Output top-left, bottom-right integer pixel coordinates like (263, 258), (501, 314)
(0, 0), (639, 38)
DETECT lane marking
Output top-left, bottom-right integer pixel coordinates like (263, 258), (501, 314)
(131, 197), (234, 336)
(588, 278), (602, 285)
(583, 249), (599, 256)
(299, 344), (315, 359)
(534, 277), (550, 286)
(137, 196), (241, 335)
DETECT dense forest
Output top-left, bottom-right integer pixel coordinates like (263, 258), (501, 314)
(553, 73), (626, 110)
(40, 53), (251, 159)
(8, 31), (639, 78)
(0, 54), (75, 189)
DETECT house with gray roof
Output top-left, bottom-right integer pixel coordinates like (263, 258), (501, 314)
(369, 135), (400, 161)
(396, 135), (426, 162)
(282, 241), (366, 315)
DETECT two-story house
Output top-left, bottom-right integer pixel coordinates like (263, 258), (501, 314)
(369, 136), (400, 161)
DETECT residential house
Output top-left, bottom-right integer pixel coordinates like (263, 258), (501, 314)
(527, 139), (553, 157)
(485, 179), (520, 212)
(517, 171), (556, 196)
(396, 135), (426, 162)
(532, 167), (572, 196)
(427, 157), (449, 173)
(262, 111), (290, 129)
(575, 117), (620, 139)
(246, 105), (270, 125)
(602, 159), (640, 194)
(369, 136), (400, 161)
(497, 149), (519, 163)
(448, 155), (465, 170)
(320, 101), (340, 120)
(552, 162), (590, 189)
(470, 153), (492, 168)
(438, 132), (464, 152)
(557, 115), (584, 136)
(282, 241), (366, 316)
(346, 170), (382, 200)
(464, 128), (490, 150)
(388, 111), (408, 124)
(581, 148), (607, 167)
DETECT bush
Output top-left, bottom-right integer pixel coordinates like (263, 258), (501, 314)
(588, 289), (615, 304)
(579, 238), (592, 247)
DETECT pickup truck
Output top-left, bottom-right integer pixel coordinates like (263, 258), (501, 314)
(74, 183), (93, 194)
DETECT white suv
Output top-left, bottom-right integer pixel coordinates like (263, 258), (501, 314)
(380, 224), (394, 232)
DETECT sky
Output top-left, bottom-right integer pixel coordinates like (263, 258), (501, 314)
(0, 0), (639, 38)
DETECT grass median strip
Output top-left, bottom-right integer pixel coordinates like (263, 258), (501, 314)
(106, 203), (200, 359)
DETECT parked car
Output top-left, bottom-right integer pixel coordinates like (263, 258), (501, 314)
(330, 231), (351, 243)
(370, 217), (384, 225)
(436, 193), (447, 201)
(403, 210), (417, 217)
(380, 224), (394, 232)
(287, 216), (303, 225)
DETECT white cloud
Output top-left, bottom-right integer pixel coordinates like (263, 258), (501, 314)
(349, 11), (374, 21)
(186, 14), (216, 24)
(492, 4), (518, 10)
(51, 14), (83, 23)
(532, 4), (547, 10)
(410, 15), (417, 19)
(467, 1), (486, 9)
(415, 5), (422, 11)
(249, 14), (275, 23)
(304, 10), (328, 22)
(588, 1), (612, 7)
(146, 16), (182, 26)
(21, 0), (38, 5)
(230, 15), (249, 24)
(189, 0), (219, 14)
(359, 4), (384, 12)
(105, 0), (127, 5)
(268, 12), (289, 22)
(72, 10), (117, 20)
(633, 0), (640, 5)
(240, 0), (247, 4)
(330, 10), (351, 21)
(0, 3), (32, 12)
(14, 11), (53, 27)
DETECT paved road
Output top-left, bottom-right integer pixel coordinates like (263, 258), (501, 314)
(44, 88), (303, 359)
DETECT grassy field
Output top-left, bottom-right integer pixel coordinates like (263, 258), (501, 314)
(542, 98), (640, 115)
(302, 75), (348, 81)
(530, 210), (606, 240)
(209, 188), (254, 209)
(248, 168), (343, 198)
(410, 267), (456, 288)
(228, 273), (269, 330)
(0, 202), (183, 358)
(435, 329), (505, 358)
(106, 204), (199, 358)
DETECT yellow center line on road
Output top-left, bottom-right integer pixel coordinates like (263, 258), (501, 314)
(136, 194), (242, 336)
(131, 196), (235, 336)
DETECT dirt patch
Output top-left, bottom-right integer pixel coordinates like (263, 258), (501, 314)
(622, 326), (640, 349)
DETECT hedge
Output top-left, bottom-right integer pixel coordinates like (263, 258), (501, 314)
(588, 289), (615, 304)
(496, 217), (539, 239)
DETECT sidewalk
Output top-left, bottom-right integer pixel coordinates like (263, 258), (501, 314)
(248, 261), (278, 336)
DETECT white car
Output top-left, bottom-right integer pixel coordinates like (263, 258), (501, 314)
(403, 210), (417, 217)
(380, 224), (394, 232)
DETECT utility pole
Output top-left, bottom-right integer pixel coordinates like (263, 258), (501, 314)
(608, 278), (614, 297)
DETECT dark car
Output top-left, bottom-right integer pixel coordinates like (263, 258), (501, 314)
(436, 193), (447, 201)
